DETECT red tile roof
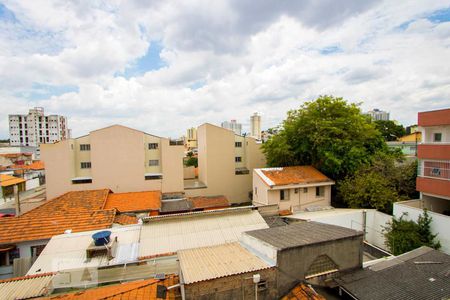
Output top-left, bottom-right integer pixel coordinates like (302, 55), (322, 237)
(281, 283), (326, 300)
(23, 161), (45, 170)
(259, 166), (333, 186)
(114, 214), (138, 225)
(0, 174), (26, 187)
(189, 195), (230, 209)
(44, 275), (179, 299)
(104, 191), (161, 213)
(0, 189), (115, 244)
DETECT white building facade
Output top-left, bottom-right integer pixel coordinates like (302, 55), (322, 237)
(221, 120), (242, 135)
(9, 107), (70, 147)
(366, 109), (390, 121)
(250, 113), (261, 140)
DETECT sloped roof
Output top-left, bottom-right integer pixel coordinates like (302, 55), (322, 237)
(281, 283), (326, 300)
(23, 161), (45, 170)
(255, 166), (334, 187)
(44, 275), (179, 299)
(114, 214), (138, 225)
(104, 191), (161, 212)
(0, 272), (54, 300)
(336, 247), (450, 300)
(178, 242), (271, 284)
(0, 189), (115, 244)
(0, 174), (26, 187)
(189, 195), (230, 209)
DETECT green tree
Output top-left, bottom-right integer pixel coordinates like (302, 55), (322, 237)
(262, 96), (386, 181)
(374, 120), (406, 141)
(184, 157), (198, 168)
(384, 210), (441, 255)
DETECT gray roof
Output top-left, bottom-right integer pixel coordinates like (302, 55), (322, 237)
(244, 221), (363, 250)
(160, 199), (193, 213)
(336, 247), (450, 300)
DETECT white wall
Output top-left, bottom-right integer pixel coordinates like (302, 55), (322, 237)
(25, 178), (40, 190)
(394, 202), (450, 254)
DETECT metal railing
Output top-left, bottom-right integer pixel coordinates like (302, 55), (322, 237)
(418, 160), (450, 180)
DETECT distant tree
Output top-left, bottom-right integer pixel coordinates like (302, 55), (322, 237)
(185, 157), (198, 168)
(374, 120), (406, 141)
(262, 95), (386, 181)
(384, 210), (441, 255)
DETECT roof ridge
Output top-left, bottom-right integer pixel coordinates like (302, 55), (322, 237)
(0, 272), (55, 284)
(97, 277), (174, 300)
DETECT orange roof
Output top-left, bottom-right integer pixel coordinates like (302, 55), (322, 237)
(281, 283), (326, 300)
(0, 174), (26, 187)
(114, 214), (138, 225)
(44, 275), (179, 299)
(0, 153), (32, 158)
(104, 191), (161, 213)
(258, 166), (333, 186)
(23, 161), (45, 170)
(189, 195), (230, 209)
(0, 189), (115, 244)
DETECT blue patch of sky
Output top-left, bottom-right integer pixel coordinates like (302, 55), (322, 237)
(189, 80), (206, 90)
(0, 3), (18, 23)
(14, 83), (79, 100)
(427, 7), (450, 23)
(319, 46), (343, 55)
(121, 41), (166, 78)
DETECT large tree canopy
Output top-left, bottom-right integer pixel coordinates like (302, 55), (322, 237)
(262, 95), (386, 180)
(374, 120), (406, 141)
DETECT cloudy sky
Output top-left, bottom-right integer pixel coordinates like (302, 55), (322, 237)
(1, 0), (449, 139)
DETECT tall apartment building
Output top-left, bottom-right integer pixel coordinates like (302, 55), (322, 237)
(9, 107), (70, 147)
(393, 108), (450, 253)
(250, 112), (261, 140)
(366, 108), (390, 121)
(184, 123), (266, 203)
(41, 125), (184, 199)
(185, 127), (197, 149)
(221, 120), (242, 135)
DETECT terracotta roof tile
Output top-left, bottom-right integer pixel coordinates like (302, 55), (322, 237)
(281, 283), (326, 300)
(44, 275), (179, 299)
(114, 214), (138, 225)
(23, 161), (45, 170)
(0, 174), (26, 187)
(104, 191), (161, 213)
(0, 189), (115, 244)
(188, 195), (230, 209)
(259, 166), (333, 186)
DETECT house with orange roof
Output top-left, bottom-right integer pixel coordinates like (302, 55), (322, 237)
(0, 174), (26, 201)
(104, 190), (161, 216)
(253, 166), (335, 213)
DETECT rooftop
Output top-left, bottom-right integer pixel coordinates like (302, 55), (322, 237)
(113, 214), (138, 225)
(280, 283), (326, 300)
(0, 272), (54, 300)
(244, 221), (363, 250)
(0, 173), (26, 187)
(178, 242), (272, 284)
(336, 246), (450, 300)
(255, 166), (334, 187)
(104, 191), (161, 213)
(189, 195), (230, 209)
(0, 189), (115, 245)
(160, 199), (192, 213)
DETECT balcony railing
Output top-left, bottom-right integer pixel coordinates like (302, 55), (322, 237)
(418, 160), (450, 180)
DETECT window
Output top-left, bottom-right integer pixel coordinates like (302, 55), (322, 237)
(81, 162), (91, 169)
(316, 186), (325, 197)
(257, 280), (268, 291)
(294, 188), (299, 194)
(149, 159), (159, 166)
(31, 245), (46, 258)
(280, 189), (290, 201)
(0, 247), (19, 266)
(148, 143), (158, 150)
(431, 168), (441, 176)
(145, 174), (163, 180)
(235, 156), (242, 162)
(303, 187), (308, 193)
(72, 178), (92, 184)
(235, 141), (242, 147)
(80, 144), (91, 151)
(434, 133), (442, 142)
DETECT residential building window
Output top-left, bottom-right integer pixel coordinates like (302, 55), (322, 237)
(149, 159), (159, 166)
(145, 174), (163, 180)
(235, 156), (242, 162)
(434, 133), (442, 142)
(31, 245), (46, 258)
(294, 188), (299, 194)
(280, 189), (290, 201)
(316, 186), (325, 197)
(0, 248), (19, 266)
(72, 178), (92, 184)
(148, 143), (158, 150)
(80, 162), (91, 169)
(235, 141), (242, 147)
(80, 144), (91, 151)
(303, 187), (308, 193)
(257, 280), (268, 291)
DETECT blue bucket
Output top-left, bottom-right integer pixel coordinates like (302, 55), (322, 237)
(92, 230), (111, 246)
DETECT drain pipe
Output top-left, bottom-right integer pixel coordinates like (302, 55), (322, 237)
(362, 210), (367, 240)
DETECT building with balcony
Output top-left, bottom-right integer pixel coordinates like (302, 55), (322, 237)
(41, 125), (184, 199)
(393, 108), (450, 254)
(9, 107), (70, 147)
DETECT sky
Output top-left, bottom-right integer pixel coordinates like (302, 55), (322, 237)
(0, 0), (450, 139)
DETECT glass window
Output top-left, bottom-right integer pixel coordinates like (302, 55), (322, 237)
(149, 159), (159, 166)
(148, 143), (159, 150)
(235, 142), (242, 147)
(235, 156), (242, 162)
(80, 162), (91, 169)
(80, 144), (91, 151)
(316, 186), (325, 197)
(434, 133), (442, 142)
(280, 189), (290, 201)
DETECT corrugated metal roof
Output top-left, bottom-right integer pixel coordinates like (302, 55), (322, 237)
(27, 225), (141, 275)
(178, 242), (271, 284)
(139, 209), (268, 259)
(0, 273), (54, 300)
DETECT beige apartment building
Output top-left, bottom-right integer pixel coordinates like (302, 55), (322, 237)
(253, 166), (334, 212)
(185, 123), (266, 203)
(42, 125), (184, 199)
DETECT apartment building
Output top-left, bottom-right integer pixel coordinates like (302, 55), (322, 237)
(394, 108), (450, 254)
(221, 119), (242, 135)
(9, 107), (70, 147)
(41, 125), (184, 199)
(366, 108), (390, 121)
(185, 127), (197, 149)
(185, 123), (266, 204)
(250, 112), (262, 140)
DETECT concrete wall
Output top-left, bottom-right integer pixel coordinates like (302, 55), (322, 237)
(184, 268), (277, 300)
(25, 178), (40, 190)
(276, 236), (363, 296)
(183, 166), (196, 179)
(42, 125), (184, 199)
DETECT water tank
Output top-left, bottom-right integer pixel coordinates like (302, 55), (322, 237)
(92, 230), (111, 246)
